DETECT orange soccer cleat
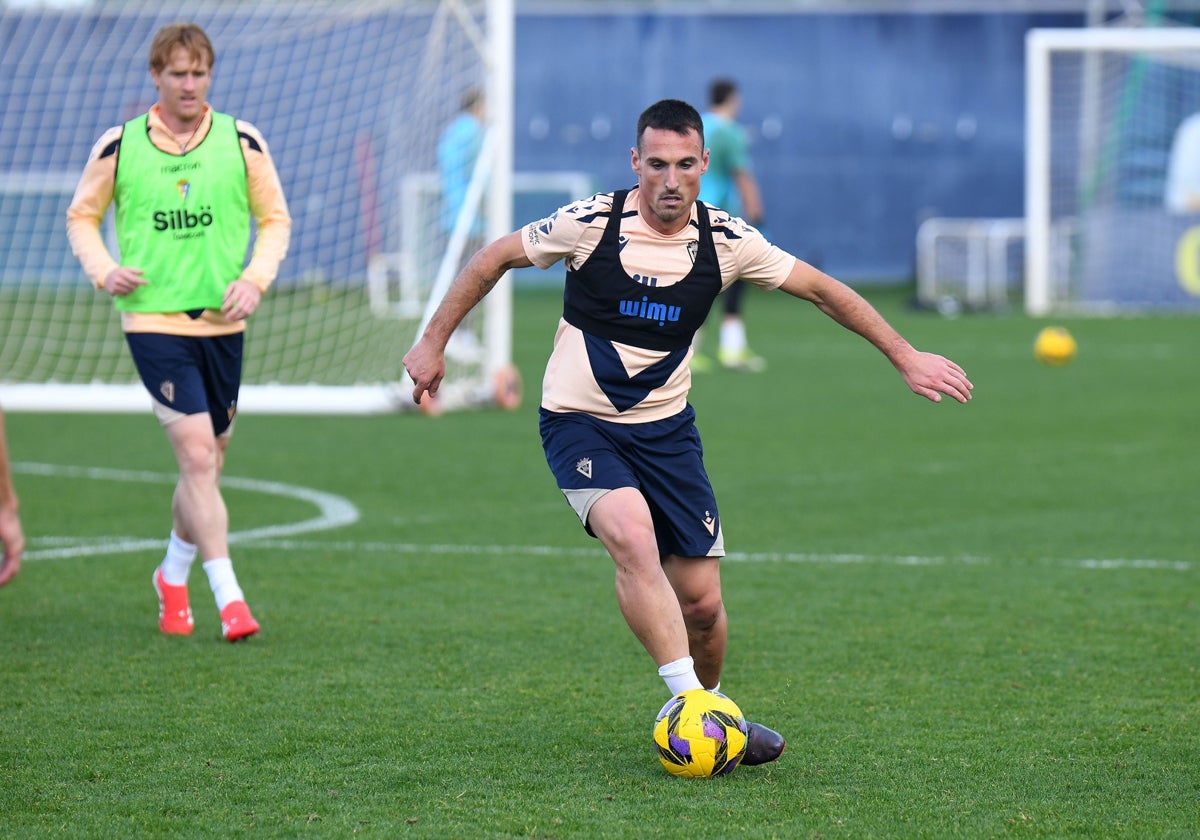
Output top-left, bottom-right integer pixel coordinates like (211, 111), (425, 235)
(153, 568), (194, 635)
(219, 600), (260, 642)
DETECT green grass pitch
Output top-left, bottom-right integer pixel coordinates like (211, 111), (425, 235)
(1, 284), (1196, 838)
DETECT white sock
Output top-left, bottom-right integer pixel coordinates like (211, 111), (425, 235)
(159, 530), (197, 586)
(720, 319), (747, 355)
(658, 656), (704, 695)
(202, 557), (245, 610)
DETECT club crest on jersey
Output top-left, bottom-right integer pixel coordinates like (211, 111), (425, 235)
(176, 180), (190, 201)
(575, 457), (593, 480)
(687, 240), (699, 264)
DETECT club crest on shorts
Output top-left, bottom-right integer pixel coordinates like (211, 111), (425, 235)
(159, 380), (175, 403)
(575, 457), (593, 480)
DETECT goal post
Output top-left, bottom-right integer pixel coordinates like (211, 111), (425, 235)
(1025, 26), (1200, 316)
(0, 0), (517, 414)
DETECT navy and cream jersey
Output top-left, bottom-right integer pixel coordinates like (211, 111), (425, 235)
(522, 188), (794, 422)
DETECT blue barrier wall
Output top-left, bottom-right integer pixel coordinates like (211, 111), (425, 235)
(513, 9), (1080, 282)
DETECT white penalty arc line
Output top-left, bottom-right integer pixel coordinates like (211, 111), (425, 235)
(13, 463), (1190, 572)
(14, 462), (359, 561)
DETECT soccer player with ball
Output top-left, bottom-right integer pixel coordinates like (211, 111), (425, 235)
(404, 99), (973, 770)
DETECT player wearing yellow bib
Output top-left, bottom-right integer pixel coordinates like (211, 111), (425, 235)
(66, 22), (291, 642)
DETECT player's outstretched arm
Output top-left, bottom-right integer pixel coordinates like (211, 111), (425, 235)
(403, 231), (533, 405)
(0, 408), (24, 587)
(778, 259), (974, 404)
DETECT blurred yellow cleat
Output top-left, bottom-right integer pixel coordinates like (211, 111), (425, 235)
(718, 347), (767, 372)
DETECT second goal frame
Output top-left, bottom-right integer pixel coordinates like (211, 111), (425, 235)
(1025, 25), (1200, 316)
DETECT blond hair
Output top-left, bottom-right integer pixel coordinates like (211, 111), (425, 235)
(148, 22), (214, 72)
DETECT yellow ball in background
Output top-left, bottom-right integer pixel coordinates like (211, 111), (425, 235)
(1033, 326), (1077, 366)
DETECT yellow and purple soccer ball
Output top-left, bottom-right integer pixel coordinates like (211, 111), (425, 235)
(653, 688), (749, 778)
(1033, 326), (1077, 366)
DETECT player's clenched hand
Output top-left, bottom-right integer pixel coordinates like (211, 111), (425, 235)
(403, 339), (446, 406)
(898, 351), (974, 404)
(102, 266), (147, 297)
(222, 280), (262, 321)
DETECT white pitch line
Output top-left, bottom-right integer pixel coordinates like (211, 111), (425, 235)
(13, 463), (1190, 572)
(144, 537), (1195, 572)
(14, 462), (359, 561)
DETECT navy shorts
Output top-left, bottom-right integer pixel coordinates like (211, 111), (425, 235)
(125, 332), (244, 436)
(539, 404), (723, 558)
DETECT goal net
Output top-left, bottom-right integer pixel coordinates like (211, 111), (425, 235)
(0, 0), (515, 413)
(1026, 26), (1200, 315)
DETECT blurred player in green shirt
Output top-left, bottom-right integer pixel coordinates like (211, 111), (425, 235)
(695, 78), (767, 372)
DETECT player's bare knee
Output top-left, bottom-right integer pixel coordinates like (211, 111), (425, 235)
(680, 592), (724, 634)
(594, 516), (656, 564)
(173, 437), (220, 478)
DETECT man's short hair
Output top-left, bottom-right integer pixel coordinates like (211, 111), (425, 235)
(708, 78), (738, 107)
(461, 87), (483, 113)
(149, 22), (215, 72)
(636, 99), (704, 150)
